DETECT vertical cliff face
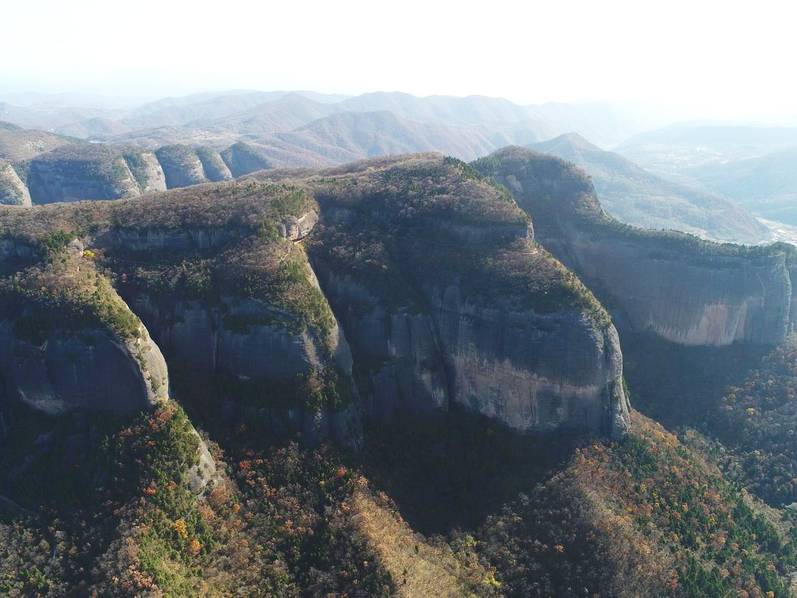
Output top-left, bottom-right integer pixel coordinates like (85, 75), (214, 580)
(0, 156), (633, 442)
(195, 147), (233, 181)
(17, 146), (169, 204)
(155, 145), (234, 187)
(298, 155), (630, 438)
(155, 144), (209, 188)
(123, 150), (167, 193)
(26, 146), (141, 203)
(0, 245), (168, 415)
(474, 147), (797, 347)
(308, 249), (450, 419)
(80, 181), (361, 445)
(0, 229), (222, 497)
(424, 282), (629, 436)
(121, 284), (360, 444)
(221, 142), (272, 177)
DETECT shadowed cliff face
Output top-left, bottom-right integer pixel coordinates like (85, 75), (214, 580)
(474, 147), (797, 347)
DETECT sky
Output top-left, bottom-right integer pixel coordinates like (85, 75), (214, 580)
(1, 0), (795, 120)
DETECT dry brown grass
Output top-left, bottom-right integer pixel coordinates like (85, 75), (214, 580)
(351, 487), (486, 597)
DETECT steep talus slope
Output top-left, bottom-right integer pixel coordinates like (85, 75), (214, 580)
(474, 147), (797, 347)
(262, 154), (630, 438)
(530, 133), (769, 244)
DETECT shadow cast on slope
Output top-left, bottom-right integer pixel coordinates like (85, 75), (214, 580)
(356, 408), (583, 536)
(620, 330), (769, 431)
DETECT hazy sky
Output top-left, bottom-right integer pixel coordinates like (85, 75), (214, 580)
(2, 0), (795, 119)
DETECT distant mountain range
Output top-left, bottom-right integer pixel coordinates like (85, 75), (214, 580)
(684, 148), (797, 226)
(0, 90), (665, 148)
(616, 123), (797, 227)
(529, 133), (770, 243)
(0, 121), (74, 162)
(616, 123), (797, 173)
(2, 93), (795, 244)
(0, 115), (776, 244)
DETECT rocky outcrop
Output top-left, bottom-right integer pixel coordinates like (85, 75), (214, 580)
(311, 268), (450, 419)
(303, 155), (630, 438)
(93, 225), (249, 254)
(281, 210), (319, 241)
(0, 242), (222, 496)
(66, 184), (362, 445)
(474, 147), (797, 347)
(122, 291), (360, 444)
(550, 236), (791, 346)
(0, 161), (31, 206)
